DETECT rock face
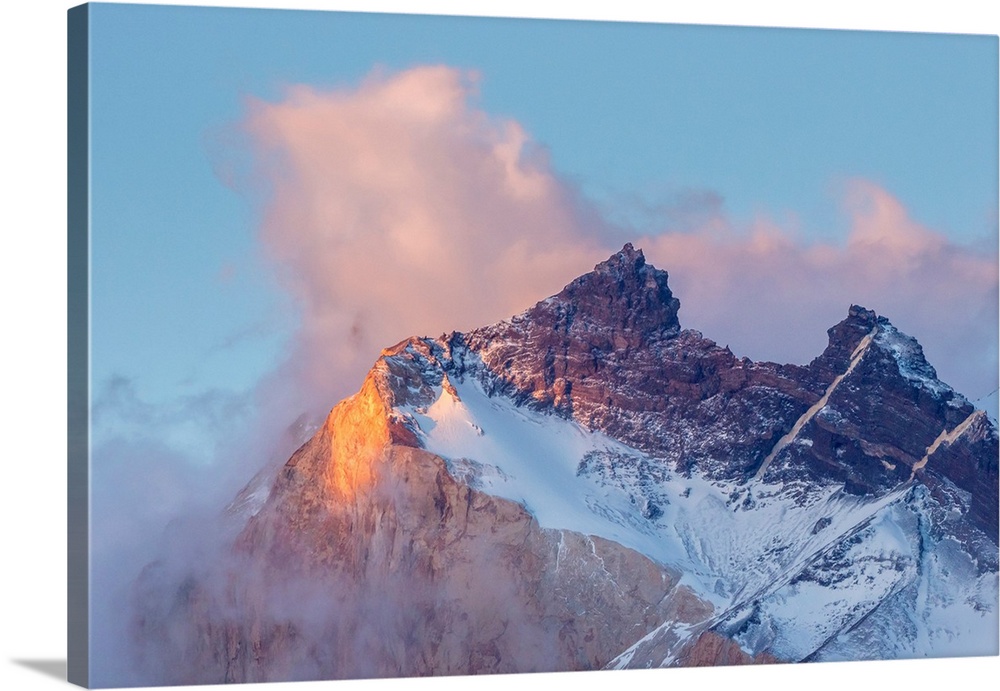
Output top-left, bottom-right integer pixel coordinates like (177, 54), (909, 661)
(463, 252), (991, 519)
(463, 244), (825, 480)
(133, 366), (710, 684)
(133, 244), (999, 684)
(676, 631), (780, 666)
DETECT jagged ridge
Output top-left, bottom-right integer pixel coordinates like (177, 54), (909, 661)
(132, 244), (999, 681)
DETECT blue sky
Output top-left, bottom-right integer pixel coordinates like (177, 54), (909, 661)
(88, 2), (998, 422)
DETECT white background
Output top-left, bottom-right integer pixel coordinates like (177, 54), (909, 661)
(0, 1), (997, 690)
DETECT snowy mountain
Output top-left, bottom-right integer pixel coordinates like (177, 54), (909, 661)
(132, 245), (998, 684)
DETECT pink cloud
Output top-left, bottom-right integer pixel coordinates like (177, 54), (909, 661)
(640, 180), (998, 401)
(242, 65), (609, 409)
(240, 65), (997, 413)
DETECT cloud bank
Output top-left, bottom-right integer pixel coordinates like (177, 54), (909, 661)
(242, 65), (609, 410)
(241, 64), (996, 411)
(639, 179), (998, 402)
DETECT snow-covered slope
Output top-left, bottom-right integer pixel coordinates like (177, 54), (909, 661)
(132, 244), (998, 682)
(391, 351), (998, 665)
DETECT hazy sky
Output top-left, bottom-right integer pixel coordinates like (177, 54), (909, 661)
(73, 2), (998, 687)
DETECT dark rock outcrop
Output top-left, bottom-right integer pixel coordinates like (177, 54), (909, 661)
(453, 246), (995, 524)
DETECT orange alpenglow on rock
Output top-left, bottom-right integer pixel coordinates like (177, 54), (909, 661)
(320, 374), (391, 499)
(281, 369), (410, 501)
(278, 344), (428, 503)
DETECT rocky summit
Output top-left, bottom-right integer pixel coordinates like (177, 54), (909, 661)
(133, 245), (999, 684)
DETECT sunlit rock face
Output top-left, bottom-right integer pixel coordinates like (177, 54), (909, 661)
(132, 245), (998, 684)
(135, 385), (710, 683)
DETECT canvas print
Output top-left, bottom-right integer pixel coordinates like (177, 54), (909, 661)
(68, 2), (1000, 688)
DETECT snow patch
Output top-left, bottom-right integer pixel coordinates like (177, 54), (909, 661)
(398, 375), (936, 619)
(875, 321), (956, 400)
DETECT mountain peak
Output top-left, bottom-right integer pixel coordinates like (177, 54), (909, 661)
(538, 244), (681, 343)
(594, 242), (645, 274)
(137, 232), (999, 687)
